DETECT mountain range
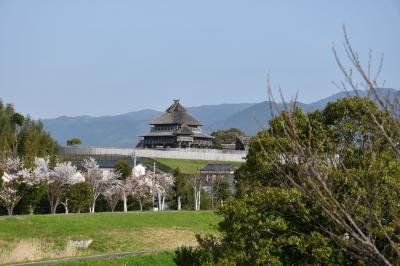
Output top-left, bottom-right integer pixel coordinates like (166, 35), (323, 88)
(43, 88), (398, 148)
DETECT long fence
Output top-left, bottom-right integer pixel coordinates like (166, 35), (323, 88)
(59, 147), (247, 162)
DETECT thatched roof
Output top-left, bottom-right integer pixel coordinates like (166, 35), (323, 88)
(151, 100), (202, 126)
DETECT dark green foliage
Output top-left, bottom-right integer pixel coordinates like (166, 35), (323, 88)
(171, 168), (194, 210)
(12, 113), (25, 126)
(0, 101), (22, 157)
(0, 100), (58, 165)
(214, 181), (231, 205)
(211, 128), (246, 148)
(170, 168), (212, 210)
(18, 117), (58, 168)
(177, 188), (352, 265)
(200, 190), (211, 210)
(68, 182), (92, 213)
(16, 182), (48, 215)
(171, 168), (191, 209)
(176, 97), (400, 265)
(114, 160), (132, 180)
(66, 137), (82, 146)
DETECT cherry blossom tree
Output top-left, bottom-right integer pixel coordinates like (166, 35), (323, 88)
(60, 170), (84, 214)
(47, 162), (78, 214)
(102, 171), (122, 212)
(129, 174), (151, 211)
(0, 157), (41, 215)
(121, 179), (131, 212)
(26, 157), (51, 214)
(81, 157), (104, 213)
(148, 172), (174, 211)
(32, 157), (51, 181)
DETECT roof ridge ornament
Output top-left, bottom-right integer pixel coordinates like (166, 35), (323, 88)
(150, 100), (202, 126)
(166, 99), (186, 113)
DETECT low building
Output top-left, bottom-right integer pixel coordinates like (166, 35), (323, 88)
(75, 160), (146, 177)
(132, 164), (146, 177)
(199, 163), (236, 193)
(141, 100), (213, 148)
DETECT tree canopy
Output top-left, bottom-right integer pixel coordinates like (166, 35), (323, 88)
(66, 137), (82, 146)
(176, 97), (400, 265)
(0, 100), (58, 167)
(211, 128), (246, 149)
(114, 160), (132, 181)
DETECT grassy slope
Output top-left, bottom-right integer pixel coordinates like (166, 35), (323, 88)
(0, 211), (219, 264)
(152, 158), (244, 174)
(61, 252), (176, 266)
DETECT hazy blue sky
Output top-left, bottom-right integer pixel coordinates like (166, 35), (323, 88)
(1, 0), (399, 119)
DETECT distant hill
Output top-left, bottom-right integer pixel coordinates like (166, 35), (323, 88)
(43, 88), (397, 147)
(187, 103), (254, 126)
(43, 109), (160, 148)
(205, 101), (305, 134)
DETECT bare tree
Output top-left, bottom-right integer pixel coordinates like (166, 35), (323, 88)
(190, 175), (203, 211)
(262, 26), (400, 265)
(148, 172), (174, 211)
(209, 175), (224, 209)
(333, 26), (400, 156)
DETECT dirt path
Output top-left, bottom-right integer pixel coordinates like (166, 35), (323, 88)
(7, 249), (173, 266)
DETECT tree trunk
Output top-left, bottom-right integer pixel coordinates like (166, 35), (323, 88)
(123, 194), (127, 212)
(62, 199), (69, 214)
(194, 190), (201, 211)
(48, 191), (59, 214)
(138, 197), (143, 211)
(7, 205), (14, 216)
(90, 201), (96, 213)
(157, 192), (161, 211)
(161, 195), (165, 211)
(194, 192), (197, 211)
(194, 191), (198, 211)
(198, 190), (201, 210)
(51, 201), (59, 214)
(177, 196), (181, 211)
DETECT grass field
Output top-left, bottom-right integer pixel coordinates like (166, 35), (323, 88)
(61, 252), (176, 266)
(0, 211), (219, 264)
(152, 158), (244, 174)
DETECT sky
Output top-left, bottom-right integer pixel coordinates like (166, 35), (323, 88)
(0, 0), (399, 119)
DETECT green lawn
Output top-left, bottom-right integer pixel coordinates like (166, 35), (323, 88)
(0, 211), (219, 264)
(152, 158), (244, 174)
(61, 252), (176, 266)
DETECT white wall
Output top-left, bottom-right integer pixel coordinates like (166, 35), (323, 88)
(61, 147), (247, 162)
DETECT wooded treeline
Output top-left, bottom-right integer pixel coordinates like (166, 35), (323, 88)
(0, 100), (58, 167)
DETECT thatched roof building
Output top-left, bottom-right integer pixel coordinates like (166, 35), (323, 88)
(141, 100), (213, 148)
